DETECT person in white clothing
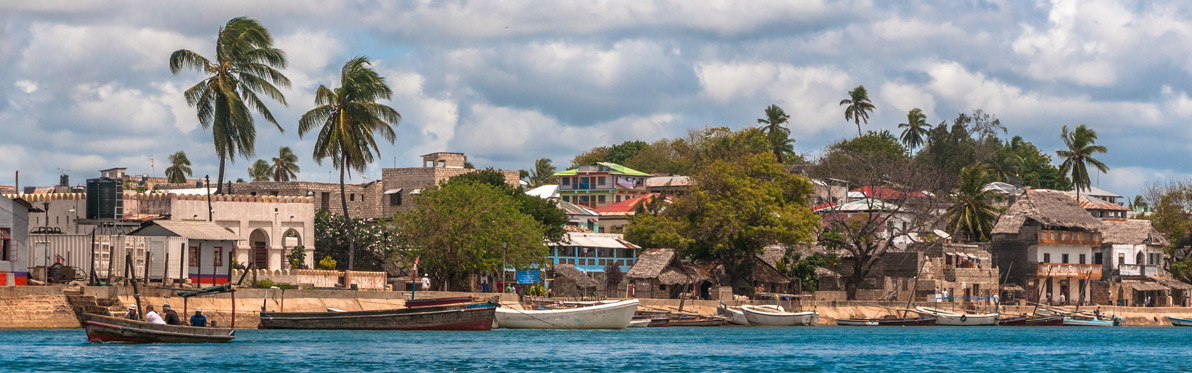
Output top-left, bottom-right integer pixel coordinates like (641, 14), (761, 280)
(144, 305), (166, 325)
(421, 275), (431, 291)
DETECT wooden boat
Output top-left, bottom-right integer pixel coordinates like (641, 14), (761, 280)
(495, 299), (639, 329)
(648, 316), (671, 327)
(1169, 316), (1192, 327)
(998, 316), (1064, 326)
(718, 304), (750, 326)
(670, 315), (726, 327)
(82, 313), (234, 344)
(836, 319), (879, 326)
(1063, 316), (1116, 327)
(259, 302), (497, 331)
(628, 319), (650, 328)
(741, 305), (819, 326)
(405, 296), (474, 308)
(913, 307), (997, 326)
(876, 316), (937, 326)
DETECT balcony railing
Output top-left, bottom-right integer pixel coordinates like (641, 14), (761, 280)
(1037, 230), (1101, 246)
(1037, 263), (1101, 279)
(1119, 264), (1163, 277)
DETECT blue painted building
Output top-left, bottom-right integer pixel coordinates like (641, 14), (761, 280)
(549, 232), (640, 273)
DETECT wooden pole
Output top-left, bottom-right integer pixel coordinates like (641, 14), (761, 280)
(229, 250), (236, 329)
(89, 228), (97, 285)
(126, 253), (143, 321)
(197, 243), (203, 287)
(143, 252), (151, 286)
(903, 256), (922, 319)
(163, 252), (170, 285)
(231, 289), (236, 329)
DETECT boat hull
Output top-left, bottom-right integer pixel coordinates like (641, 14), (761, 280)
(741, 306), (818, 326)
(1063, 317), (1115, 327)
(82, 314), (234, 344)
(721, 306), (750, 326)
(670, 317), (726, 327)
(914, 307), (997, 326)
(495, 299), (639, 329)
(259, 303), (496, 331)
(1170, 317), (1192, 327)
(999, 316), (1064, 326)
(836, 319), (879, 326)
(876, 317), (937, 326)
(405, 297), (474, 308)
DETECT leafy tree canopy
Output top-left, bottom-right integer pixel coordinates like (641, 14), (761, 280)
(314, 210), (399, 271)
(442, 169), (568, 242)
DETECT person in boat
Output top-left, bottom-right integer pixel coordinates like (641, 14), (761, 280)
(1094, 307), (1102, 319)
(123, 304), (139, 320)
(190, 308), (208, 327)
(162, 304), (183, 325)
(144, 305), (166, 325)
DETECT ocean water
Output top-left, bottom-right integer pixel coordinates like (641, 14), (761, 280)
(2, 327), (1189, 372)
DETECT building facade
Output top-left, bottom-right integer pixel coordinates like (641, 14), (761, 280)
(991, 191), (1104, 306)
(0, 195), (31, 286)
(549, 232), (640, 273)
(554, 163), (649, 209)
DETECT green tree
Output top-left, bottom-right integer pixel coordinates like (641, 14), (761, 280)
(1004, 136), (1071, 189)
(1129, 195), (1148, 211)
(523, 158), (557, 188)
(944, 165), (1001, 242)
(757, 104), (793, 163)
(624, 153), (820, 290)
(820, 130), (908, 166)
(270, 146), (300, 182)
(169, 17), (290, 194)
(443, 169), (568, 243)
(393, 181), (549, 291)
(1056, 124), (1109, 199)
(605, 140), (649, 165)
(299, 56), (400, 270)
(313, 211), (399, 271)
(985, 146), (1023, 183)
(897, 108), (929, 151)
(776, 251), (830, 292)
(839, 85), (876, 136)
(248, 159), (271, 181)
(164, 151), (192, 184)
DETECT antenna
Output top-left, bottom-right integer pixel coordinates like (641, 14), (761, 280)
(150, 157), (156, 178)
(57, 167), (71, 175)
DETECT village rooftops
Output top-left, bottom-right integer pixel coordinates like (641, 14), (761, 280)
(554, 162), (651, 177)
(128, 220), (242, 241)
(991, 190), (1102, 235)
(1100, 219), (1170, 246)
(552, 263), (598, 288)
(554, 232), (640, 249)
(591, 194), (660, 215)
(526, 184), (559, 199)
(847, 186), (930, 200)
(558, 200), (598, 216)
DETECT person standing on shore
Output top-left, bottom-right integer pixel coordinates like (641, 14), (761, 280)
(421, 275), (431, 291)
(481, 275), (489, 293)
(144, 305), (166, 325)
(190, 308), (208, 327)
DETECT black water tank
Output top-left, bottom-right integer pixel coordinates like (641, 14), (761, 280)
(85, 177), (123, 220)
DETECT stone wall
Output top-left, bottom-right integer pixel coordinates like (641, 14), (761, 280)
(227, 180), (383, 219)
(234, 269), (387, 290)
(0, 287), (79, 329)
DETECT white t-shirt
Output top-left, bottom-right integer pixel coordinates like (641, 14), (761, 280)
(145, 311), (166, 325)
(421, 277), (430, 290)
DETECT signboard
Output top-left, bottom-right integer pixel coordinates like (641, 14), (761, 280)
(516, 269), (540, 284)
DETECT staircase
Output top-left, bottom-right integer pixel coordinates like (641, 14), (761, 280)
(63, 288), (127, 321)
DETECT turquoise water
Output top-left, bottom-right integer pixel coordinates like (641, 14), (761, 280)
(2, 327), (1189, 371)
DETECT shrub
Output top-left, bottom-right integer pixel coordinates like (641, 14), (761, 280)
(277, 282), (295, 290)
(526, 283), (547, 297)
(318, 256), (337, 270)
(255, 279), (276, 289)
(288, 246), (306, 269)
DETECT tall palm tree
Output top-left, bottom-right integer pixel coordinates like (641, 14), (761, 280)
(248, 159), (271, 181)
(757, 104), (793, 163)
(945, 165), (1001, 242)
(839, 85), (875, 137)
(985, 148), (1022, 183)
(1129, 195), (1148, 211)
(169, 17), (290, 194)
(897, 108), (929, 151)
(526, 158), (557, 188)
(164, 151), (193, 184)
(269, 146), (300, 181)
(298, 56), (400, 270)
(1056, 124), (1109, 200)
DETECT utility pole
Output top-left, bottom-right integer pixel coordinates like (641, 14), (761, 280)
(502, 242), (507, 291)
(205, 175), (213, 222)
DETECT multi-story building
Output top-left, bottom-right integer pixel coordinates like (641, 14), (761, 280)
(548, 232), (640, 273)
(1100, 219), (1168, 279)
(991, 190), (1104, 306)
(0, 195), (31, 286)
(554, 162), (649, 209)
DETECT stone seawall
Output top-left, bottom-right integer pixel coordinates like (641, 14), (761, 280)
(0, 287), (79, 329)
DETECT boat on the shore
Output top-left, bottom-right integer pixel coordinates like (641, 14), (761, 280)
(913, 307), (997, 326)
(836, 319), (879, 326)
(258, 302), (497, 331)
(1062, 316), (1117, 327)
(997, 316), (1064, 326)
(629, 319), (650, 328)
(405, 296), (475, 308)
(718, 304), (749, 325)
(495, 299), (639, 329)
(741, 305), (819, 326)
(1169, 316), (1192, 327)
(82, 313), (234, 344)
(670, 315), (726, 327)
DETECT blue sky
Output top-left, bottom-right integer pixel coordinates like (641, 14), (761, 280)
(1, 0), (1191, 198)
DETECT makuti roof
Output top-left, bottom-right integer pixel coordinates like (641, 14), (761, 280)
(991, 190), (1102, 235)
(1100, 219), (1170, 246)
(554, 162), (651, 177)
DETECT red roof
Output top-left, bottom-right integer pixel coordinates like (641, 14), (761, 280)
(850, 186), (928, 200)
(811, 202), (837, 212)
(592, 194), (657, 215)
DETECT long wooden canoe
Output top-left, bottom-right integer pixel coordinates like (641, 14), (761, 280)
(82, 314), (234, 344)
(405, 296), (475, 308)
(259, 303), (497, 331)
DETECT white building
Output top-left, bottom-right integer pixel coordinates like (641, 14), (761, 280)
(1100, 219), (1168, 278)
(128, 220), (241, 285)
(0, 195), (32, 286)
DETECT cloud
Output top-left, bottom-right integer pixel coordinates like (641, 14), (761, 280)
(14, 80), (37, 93)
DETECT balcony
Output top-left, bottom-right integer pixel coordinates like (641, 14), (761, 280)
(1037, 230), (1101, 246)
(1036, 263), (1101, 280)
(1119, 264), (1163, 277)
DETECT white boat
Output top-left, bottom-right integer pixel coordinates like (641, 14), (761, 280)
(495, 299), (639, 329)
(1063, 316), (1116, 327)
(1170, 317), (1192, 327)
(719, 304), (781, 326)
(628, 319), (650, 328)
(741, 305), (819, 326)
(913, 307), (997, 326)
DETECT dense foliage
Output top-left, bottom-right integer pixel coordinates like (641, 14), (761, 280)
(442, 169), (568, 243)
(313, 210), (399, 271)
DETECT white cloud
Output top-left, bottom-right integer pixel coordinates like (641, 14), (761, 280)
(879, 82), (937, 122)
(14, 80), (37, 93)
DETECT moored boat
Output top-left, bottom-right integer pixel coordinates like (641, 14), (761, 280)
(998, 316), (1064, 326)
(1170, 316), (1192, 327)
(1063, 316), (1116, 327)
(629, 319), (650, 328)
(718, 304), (750, 326)
(405, 296), (475, 308)
(741, 305), (819, 326)
(913, 307), (997, 326)
(836, 319), (879, 326)
(259, 302), (497, 331)
(876, 316), (937, 326)
(82, 314), (234, 344)
(495, 299), (639, 329)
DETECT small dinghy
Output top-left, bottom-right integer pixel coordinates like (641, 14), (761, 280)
(836, 319), (879, 326)
(913, 307), (997, 326)
(1169, 316), (1192, 327)
(495, 299), (639, 329)
(741, 305), (819, 326)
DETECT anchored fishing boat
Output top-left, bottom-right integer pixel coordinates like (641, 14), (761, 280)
(913, 307), (997, 326)
(82, 314), (234, 343)
(1062, 316), (1117, 327)
(997, 316), (1064, 326)
(495, 299), (639, 329)
(259, 302), (498, 331)
(740, 305), (819, 326)
(836, 319), (879, 326)
(1169, 316), (1192, 327)
(404, 296), (475, 308)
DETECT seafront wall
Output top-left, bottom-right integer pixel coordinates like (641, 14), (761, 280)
(3, 286), (1192, 329)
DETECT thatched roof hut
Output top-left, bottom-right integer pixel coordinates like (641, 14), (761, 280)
(992, 190), (1102, 235)
(1100, 219), (1169, 246)
(553, 264), (598, 288)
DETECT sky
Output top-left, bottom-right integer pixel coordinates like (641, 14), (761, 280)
(1, 0), (1191, 199)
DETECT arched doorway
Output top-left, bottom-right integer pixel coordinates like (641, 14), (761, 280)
(249, 229), (269, 269)
(283, 228), (303, 269)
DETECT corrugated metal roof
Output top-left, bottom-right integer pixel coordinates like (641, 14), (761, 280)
(130, 220), (241, 241)
(553, 232), (641, 249)
(553, 162), (651, 177)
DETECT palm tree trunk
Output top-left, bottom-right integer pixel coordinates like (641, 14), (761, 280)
(341, 153), (356, 271)
(215, 155), (226, 194)
(856, 121), (862, 137)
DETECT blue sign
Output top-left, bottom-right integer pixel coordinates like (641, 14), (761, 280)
(516, 269), (540, 284)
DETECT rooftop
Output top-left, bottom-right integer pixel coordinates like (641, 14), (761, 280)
(554, 162), (651, 177)
(992, 190), (1102, 235)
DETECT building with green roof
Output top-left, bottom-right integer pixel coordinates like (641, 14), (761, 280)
(553, 162), (650, 209)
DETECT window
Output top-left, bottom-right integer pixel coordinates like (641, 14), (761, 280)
(213, 247), (223, 267)
(390, 193), (402, 206)
(562, 177), (570, 185)
(1119, 253), (1125, 266)
(350, 194), (355, 201)
(615, 195), (622, 202)
(189, 246), (199, 267)
(1079, 254), (1086, 265)
(1094, 252), (1103, 265)
(598, 177), (606, 185)
(1062, 254), (1069, 264)
(1043, 253), (1051, 263)
(598, 195), (606, 203)
(562, 196), (570, 202)
(0, 228), (10, 261)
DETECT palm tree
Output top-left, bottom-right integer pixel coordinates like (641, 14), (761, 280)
(525, 158), (557, 188)
(1056, 124), (1109, 200)
(1129, 195), (1148, 211)
(757, 104), (793, 163)
(298, 56), (400, 270)
(897, 108), (929, 151)
(269, 146), (300, 181)
(169, 17), (290, 194)
(985, 148), (1022, 183)
(248, 159), (271, 181)
(839, 85), (875, 137)
(945, 165), (1001, 242)
(164, 151), (193, 184)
